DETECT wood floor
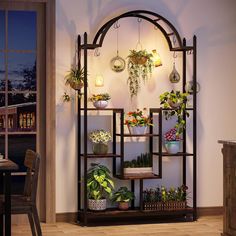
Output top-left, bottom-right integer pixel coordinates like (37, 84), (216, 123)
(11, 216), (223, 236)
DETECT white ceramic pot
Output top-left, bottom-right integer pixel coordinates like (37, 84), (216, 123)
(93, 100), (108, 109)
(128, 126), (147, 135)
(165, 141), (180, 154)
(88, 199), (106, 211)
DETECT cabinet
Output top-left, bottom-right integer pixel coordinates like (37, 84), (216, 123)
(77, 10), (197, 226)
(219, 141), (236, 236)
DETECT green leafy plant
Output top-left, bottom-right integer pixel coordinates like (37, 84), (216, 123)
(88, 93), (111, 102)
(124, 109), (153, 127)
(89, 129), (112, 144)
(87, 163), (114, 200)
(111, 187), (135, 203)
(143, 185), (188, 202)
(65, 67), (85, 90)
(124, 153), (152, 168)
(160, 90), (189, 135)
(127, 49), (154, 97)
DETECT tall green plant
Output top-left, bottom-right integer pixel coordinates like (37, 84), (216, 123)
(160, 90), (189, 136)
(87, 163), (114, 200)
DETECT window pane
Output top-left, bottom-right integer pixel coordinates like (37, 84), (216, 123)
(0, 53), (5, 91)
(8, 11), (36, 50)
(8, 53), (36, 91)
(0, 95), (5, 132)
(8, 93), (36, 132)
(8, 134), (36, 172)
(0, 11), (5, 49)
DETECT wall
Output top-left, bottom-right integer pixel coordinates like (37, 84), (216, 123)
(55, 0), (236, 213)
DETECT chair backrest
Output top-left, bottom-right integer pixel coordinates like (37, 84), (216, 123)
(23, 149), (40, 202)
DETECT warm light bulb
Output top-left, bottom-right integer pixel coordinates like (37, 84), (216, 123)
(152, 49), (162, 67)
(95, 74), (104, 87)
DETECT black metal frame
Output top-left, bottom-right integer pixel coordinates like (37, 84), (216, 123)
(77, 10), (197, 225)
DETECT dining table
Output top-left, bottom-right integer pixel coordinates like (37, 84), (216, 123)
(0, 159), (19, 236)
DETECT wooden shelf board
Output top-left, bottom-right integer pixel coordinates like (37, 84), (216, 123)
(116, 133), (159, 137)
(115, 173), (161, 180)
(153, 152), (194, 157)
(80, 108), (123, 112)
(79, 207), (194, 218)
(80, 153), (121, 158)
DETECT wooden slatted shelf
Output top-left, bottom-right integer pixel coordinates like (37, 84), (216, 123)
(114, 173), (161, 180)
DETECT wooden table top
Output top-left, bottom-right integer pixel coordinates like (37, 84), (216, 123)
(0, 159), (19, 171)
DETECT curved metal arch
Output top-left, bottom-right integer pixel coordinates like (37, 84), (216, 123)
(92, 10), (183, 50)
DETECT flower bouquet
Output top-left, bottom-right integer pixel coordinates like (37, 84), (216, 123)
(88, 93), (111, 109)
(124, 109), (153, 135)
(89, 129), (112, 154)
(164, 128), (181, 154)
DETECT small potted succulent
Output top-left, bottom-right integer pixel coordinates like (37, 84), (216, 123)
(160, 90), (189, 136)
(124, 153), (152, 175)
(124, 109), (153, 135)
(87, 163), (114, 211)
(88, 93), (111, 109)
(64, 67), (85, 90)
(164, 128), (181, 154)
(89, 129), (112, 155)
(111, 187), (135, 210)
(127, 49), (154, 97)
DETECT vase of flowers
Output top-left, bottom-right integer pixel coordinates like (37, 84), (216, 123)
(88, 93), (111, 109)
(164, 128), (181, 154)
(89, 129), (112, 155)
(124, 109), (153, 135)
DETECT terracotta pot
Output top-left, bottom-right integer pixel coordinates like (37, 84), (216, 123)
(70, 81), (84, 90)
(130, 56), (147, 65)
(88, 199), (106, 211)
(118, 202), (129, 211)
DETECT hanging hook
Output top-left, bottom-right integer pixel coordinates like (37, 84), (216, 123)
(173, 51), (177, 58)
(94, 48), (100, 57)
(172, 35), (177, 46)
(113, 20), (120, 29)
(137, 18), (142, 23)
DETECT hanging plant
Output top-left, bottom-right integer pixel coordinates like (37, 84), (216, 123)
(127, 49), (154, 97)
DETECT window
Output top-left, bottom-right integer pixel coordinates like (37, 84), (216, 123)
(0, 9), (40, 192)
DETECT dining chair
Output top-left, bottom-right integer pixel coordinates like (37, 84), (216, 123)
(0, 149), (42, 236)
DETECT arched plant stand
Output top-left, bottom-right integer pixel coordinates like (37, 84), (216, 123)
(77, 10), (197, 226)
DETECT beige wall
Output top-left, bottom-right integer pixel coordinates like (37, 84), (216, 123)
(55, 0), (236, 213)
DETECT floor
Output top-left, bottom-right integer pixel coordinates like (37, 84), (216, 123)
(11, 215), (223, 236)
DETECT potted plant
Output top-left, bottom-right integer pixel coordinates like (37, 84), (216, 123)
(124, 109), (153, 135)
(164, 128), (181, 154)
(124, 153), (152, 175)
(88, 93), (111, 109)
(160, 90), (189, 136)
(127, 49), (154, 97)
(65, 67), (85, 90)
(143, 185), (188, 211)
(87, 163), (114, 211)
(111, 187), (135, 210)
(89, 129), (112, 155)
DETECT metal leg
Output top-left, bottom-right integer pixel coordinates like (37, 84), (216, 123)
(5, 172), (11, 236)
(0, 214), (3, 236)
